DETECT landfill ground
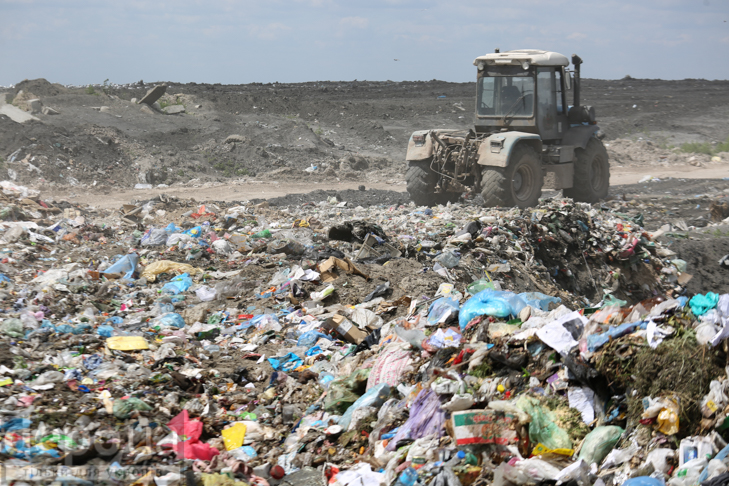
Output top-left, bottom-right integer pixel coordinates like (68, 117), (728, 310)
(0, 77), (727, 486)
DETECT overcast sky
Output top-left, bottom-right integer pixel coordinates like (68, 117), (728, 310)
(1, 0), (728, 86)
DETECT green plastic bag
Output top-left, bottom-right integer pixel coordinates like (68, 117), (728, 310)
(467, 279), (495, 296)
(323, 368), (371, 413)
(516, 395), (572, 450)
(1, 318), (23, 338)
(578, 425), (624, 465)
(113, 397), (153, 419)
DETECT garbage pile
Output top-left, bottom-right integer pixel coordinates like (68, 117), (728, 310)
(0, 180), (727, 486)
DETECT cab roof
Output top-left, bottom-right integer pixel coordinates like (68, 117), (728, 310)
(474, 50), (569, 68)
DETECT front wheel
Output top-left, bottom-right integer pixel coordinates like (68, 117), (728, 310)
(481, 144), (543, 208)
(406, 161), (460, 206)
(563, 138), (610, 203)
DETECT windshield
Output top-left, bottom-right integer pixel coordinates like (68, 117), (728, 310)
(477, 68), (535, 118)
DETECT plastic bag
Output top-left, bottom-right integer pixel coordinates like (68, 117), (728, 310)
(1, 318), (24, 338)
(427, 297), (460, 326)
(367, 343), (413, 390)
(251, 314), (281, 332)
(324, 369), (371, 413)
(519, 292), (561, 312)
(467, 278), (495, 295)
(141, 261), (203, 282)
(690, 292), (720, 317)
(434, 251), (460, 268)
(657, 399), (680, 435)
(103, 253), (139, 279)
(297, 330), (331, 348)
(162, 273), (193, 294)
(622, 477), (665, 486)
(152, 313), (186, 329)
(339, 383), (391, 431)
(221, 423), (247, 451)
(195, 286), (217, 302)
(578, 425), (624, 465)
(503, 458), (561, 485)
(516, 395), (572, 451)
(141, 228), (168, 246)
(459, 290), (521, 329)
(267, 353), (303, 372)
(387, 388), (446, 451)
(113, 397), (153, 419)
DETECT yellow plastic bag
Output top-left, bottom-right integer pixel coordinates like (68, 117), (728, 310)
(657, 399), (680, 435)
(221, 423), (247, 451)
(141, 260), (203, 282)
(106, 336), (149, 350)
(532, 443), (575, 457)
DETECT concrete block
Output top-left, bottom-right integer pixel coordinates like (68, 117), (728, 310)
(0, 104), (40, 123)
(27, 99), (42, 114)
(139, 85), (166, 106)
(164, 105), (185, 115)
(42, 106), (59, 115)
(140, 105), (155, 115)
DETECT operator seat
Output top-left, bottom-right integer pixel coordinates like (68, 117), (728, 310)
(501, 85), (522, 113)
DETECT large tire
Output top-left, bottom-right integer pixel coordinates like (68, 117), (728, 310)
(406, 161), (460, 206)
(563, 138), (610, 203)
(481, 144), (543, 208)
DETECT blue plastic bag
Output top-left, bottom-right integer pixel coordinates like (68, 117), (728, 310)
(103, 254), (139, 280)
(338, 383), (391, 430)
(305, 345), (324, 357)
(587, 321), (647, 352)
(621, 478), (664, 486)
(97, 325), (114, 338)
(297, 330), (331, 348)
(165, 223), (182, 234)
(141, 228), (168, 246)
(0, 418), (31, 432)
(152, 313), (186, 329)
(690, 292), (720, 316)
(183, 226), (203, 238)
(427, 297), (460, 326)
(162, 273), (192, 294)
(83, 354), (103, 370)
(458, 290), (518, 329)
(519, 292), (561, 311)
(104, 316), (124, 326)
(268, 353), (304, 372)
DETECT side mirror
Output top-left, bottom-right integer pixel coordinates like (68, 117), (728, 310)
(563, 69), (572, 90)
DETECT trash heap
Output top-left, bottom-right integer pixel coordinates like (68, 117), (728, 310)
(0, 181), (727, 486)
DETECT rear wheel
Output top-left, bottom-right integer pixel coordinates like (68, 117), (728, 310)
(563, 138), (610, 203)
(481, 144), (543, 208)
(406, 161), (460, 206)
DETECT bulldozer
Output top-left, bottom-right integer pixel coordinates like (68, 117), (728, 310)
(405, 49), (609, 208)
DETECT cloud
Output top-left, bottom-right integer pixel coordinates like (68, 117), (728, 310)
(246, 22), (291, 41)
(339, 16), (369, 29)
(568, 32), (587, 41)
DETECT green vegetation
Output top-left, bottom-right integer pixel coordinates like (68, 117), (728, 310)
(85, 85), (97, 95)
(102, 79), (110, 95)
(680, 135), (729, 155)
(159, 98), (185, 110)
(314, 127), (324, 136)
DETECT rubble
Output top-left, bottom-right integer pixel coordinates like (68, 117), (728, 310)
(0, 180), (725, 485)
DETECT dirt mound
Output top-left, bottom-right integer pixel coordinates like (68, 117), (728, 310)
(254, 188), (409, 207)
(14, 78), (68, 97)
(663, 230), (729, 295)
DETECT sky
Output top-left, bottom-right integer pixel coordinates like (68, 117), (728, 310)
(1, 0), (728, 86)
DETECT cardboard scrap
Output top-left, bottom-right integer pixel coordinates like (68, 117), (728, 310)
(319, 257), (369, 283)
(106, 336), (149, 351)
(450, 409), (521, 446)
(322, 314), (368, 345)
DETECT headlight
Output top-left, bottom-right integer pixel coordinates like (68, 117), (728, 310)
(412, 134), (426, 146)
